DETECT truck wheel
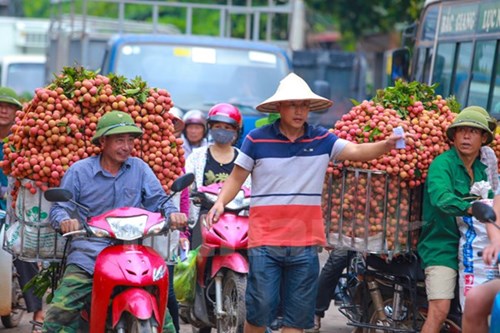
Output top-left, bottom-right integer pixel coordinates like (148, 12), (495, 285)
(217, 271), (246, 333)
(1, 274), (25, 328)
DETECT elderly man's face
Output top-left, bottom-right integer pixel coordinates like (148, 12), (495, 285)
(277, 100), (310, 129)
(453, 126), (487, 157)
(0, 102), (18, 127)
(100, 133), (136, 164)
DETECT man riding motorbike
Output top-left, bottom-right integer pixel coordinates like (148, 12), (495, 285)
(42, 111), (187, 332)
(418, 107), (494, 333)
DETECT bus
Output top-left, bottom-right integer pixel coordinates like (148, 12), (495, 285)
(396, 0), (500, 119)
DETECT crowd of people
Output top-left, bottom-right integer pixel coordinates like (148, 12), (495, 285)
(0, 68), (500, 333)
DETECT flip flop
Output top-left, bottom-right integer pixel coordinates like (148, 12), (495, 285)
(30, 320), (43, 333)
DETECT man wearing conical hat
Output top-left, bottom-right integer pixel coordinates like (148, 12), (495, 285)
(417, 107), (495, 333)
(205, 73), (409, 333)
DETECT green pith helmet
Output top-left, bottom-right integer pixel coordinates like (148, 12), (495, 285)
(91, 111), (143, 145)
(446, 108), (493, 145)
(0, 87), (22, 108)
(461, 105), (497, 132)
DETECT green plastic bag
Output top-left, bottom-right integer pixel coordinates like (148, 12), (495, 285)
(173, 246), (199, 304)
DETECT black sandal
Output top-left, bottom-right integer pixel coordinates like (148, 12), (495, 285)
(30, 320), (43, 333)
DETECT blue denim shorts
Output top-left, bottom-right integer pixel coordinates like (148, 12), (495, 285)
(246, 246), (319, 329)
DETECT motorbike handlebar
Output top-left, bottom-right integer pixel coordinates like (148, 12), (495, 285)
(190, 191), (214, 210)
(160, 217), (172, 234)
(62, 229), (87, 237)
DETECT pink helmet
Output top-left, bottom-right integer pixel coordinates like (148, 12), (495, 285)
(208, 103), (242, 129)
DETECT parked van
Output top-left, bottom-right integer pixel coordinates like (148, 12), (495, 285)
(0, 55), (46, 99)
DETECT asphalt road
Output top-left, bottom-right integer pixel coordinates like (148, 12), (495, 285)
(1, 252), (353, 333)
(1, 305), (352, 333)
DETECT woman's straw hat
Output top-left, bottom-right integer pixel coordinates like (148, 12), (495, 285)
(256, 73), (333, 113)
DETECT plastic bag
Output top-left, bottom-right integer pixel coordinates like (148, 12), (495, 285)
(457, 199), (500, 308)
(173, 246), (199, 304)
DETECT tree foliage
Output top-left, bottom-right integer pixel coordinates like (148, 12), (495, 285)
(305, 0), (424, 48)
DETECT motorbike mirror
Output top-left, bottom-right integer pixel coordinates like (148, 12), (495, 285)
(472, 201), (497, 223)
(171, 173), (195, 193)
(44, 188), (73, 202)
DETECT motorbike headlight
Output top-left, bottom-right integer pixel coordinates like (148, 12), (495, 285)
(88, 226), (110, 238)
(106, 215), (148, 240)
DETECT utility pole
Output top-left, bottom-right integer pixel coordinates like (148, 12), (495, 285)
(289, 0), (305, 50)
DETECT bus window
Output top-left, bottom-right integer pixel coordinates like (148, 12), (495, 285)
(452, 42), (473, 107)
(414, 48), (430, 83)
(468, 40), (496, 109)
(490, 43), (500, 119)
(433, 43), (455, 97)
(421, 4), (439, 41)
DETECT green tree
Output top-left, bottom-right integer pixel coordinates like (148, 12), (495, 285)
(305, 0), (424, 49)
(21, 0), (49, 18)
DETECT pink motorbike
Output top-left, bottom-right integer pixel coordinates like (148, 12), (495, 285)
(44, 173), (194, 333)
(181, 182), (250, 333)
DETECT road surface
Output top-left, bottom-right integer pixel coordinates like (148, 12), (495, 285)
(2, 252), (353, 333)
(1, 304), (352, 333)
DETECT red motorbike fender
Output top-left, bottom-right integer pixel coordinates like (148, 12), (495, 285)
(111, 288), (160, 328)
(211, 252), (248, 278)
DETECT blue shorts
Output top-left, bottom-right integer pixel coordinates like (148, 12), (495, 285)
(246, 246), (319, 329)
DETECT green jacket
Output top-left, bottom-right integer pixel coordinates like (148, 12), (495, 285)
(418, 147), (488, 271)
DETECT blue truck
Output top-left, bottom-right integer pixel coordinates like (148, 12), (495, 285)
(45, 0), (311, 140)
(101, 34), (292, 140)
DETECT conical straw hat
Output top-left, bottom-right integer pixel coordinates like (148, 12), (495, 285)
(256, 73), (333, 113)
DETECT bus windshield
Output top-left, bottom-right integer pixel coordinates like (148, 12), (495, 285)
(113, 43), (289, 115)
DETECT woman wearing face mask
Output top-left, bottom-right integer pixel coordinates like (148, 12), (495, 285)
(185, 103), (251, 248)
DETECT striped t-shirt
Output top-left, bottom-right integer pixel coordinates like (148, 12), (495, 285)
(235, 120), (348, 247)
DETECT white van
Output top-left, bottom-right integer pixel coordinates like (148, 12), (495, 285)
(0, 55), (46, 99)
